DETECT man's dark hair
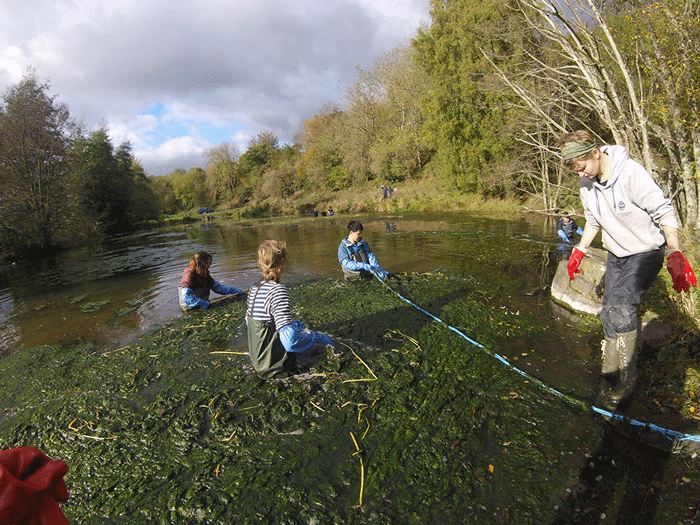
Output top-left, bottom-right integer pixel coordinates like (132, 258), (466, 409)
(347, 220), (363, 233)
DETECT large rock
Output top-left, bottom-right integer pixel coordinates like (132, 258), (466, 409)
(551, 247), (606, 315)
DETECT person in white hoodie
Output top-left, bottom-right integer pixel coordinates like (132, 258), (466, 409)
(558, 130), (697, 409)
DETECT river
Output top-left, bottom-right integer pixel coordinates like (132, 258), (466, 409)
(0, 211), (596, 394)
(0, 214), (552, 337)
(1, 211), (698, 523)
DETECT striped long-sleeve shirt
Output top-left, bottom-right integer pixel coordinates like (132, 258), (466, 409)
(246, 280), (294, 330)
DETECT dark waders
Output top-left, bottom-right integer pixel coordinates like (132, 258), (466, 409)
(343, 246), (371, 281)
(246, 284), (296, 379)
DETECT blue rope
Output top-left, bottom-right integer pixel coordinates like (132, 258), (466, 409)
(372, 271), (700, 444)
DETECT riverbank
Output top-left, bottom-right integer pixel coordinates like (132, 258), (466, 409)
(1, 272), (699, 522)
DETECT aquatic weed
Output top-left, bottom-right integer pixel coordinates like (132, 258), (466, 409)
(0, 274), (608, 523)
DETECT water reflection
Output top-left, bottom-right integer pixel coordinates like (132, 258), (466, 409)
(0, 213), (563, 356)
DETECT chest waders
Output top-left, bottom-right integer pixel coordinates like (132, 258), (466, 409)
(343, 245), (371, 281)
(178, 286), (210, 311)
(246, 283), (296, 379)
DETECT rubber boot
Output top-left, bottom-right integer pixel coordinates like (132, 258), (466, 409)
(595, 373), (617, 409)
(606, 330), (638, 408)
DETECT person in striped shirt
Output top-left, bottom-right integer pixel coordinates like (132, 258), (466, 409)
(246, 240), (333, 378)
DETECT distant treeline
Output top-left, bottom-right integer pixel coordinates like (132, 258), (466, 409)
(2, 0), (699, 261)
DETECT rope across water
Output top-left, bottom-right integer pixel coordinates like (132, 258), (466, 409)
(371, 270), (700, 444)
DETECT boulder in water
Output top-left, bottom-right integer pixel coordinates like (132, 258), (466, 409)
(551, 247), (606, 315)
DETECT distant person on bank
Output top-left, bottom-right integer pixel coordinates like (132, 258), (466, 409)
(557, 211), (584, 243)
(179, 251), (243, 311)
(246, 240), (334, 379)
(559, 129), (696, 409)
(338, 220), (389, 280)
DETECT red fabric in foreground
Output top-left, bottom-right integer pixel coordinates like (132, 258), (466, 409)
(0, 447), (69, 525)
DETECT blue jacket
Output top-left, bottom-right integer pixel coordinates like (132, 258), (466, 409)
(337, 238), (388, 278)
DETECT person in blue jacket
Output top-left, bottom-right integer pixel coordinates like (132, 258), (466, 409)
(338, 220), (389, 280)
(179, 251), (243, 311)
(557, 211), (584, 243)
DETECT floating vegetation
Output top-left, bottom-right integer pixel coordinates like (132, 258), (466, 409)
(78, 300), (112, 313)
(0, 274), (693, 523)
(69, 293), (89, 304)
(105, 305), (141, 326)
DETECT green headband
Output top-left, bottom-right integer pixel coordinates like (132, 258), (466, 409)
(561, 141), (596, 161)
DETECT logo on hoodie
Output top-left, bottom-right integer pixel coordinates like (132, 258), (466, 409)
(618, 201), (626, 211)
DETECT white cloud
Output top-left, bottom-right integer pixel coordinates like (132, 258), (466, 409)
(136, 136), (214, 175)
(0, 0), (431, 175)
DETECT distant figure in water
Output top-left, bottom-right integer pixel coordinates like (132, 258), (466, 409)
(179, 251), (243, 311)
(557, 211), (583, 244)
(246, 240), (334, 379)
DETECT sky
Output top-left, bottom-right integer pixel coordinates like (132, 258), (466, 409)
(0, 0), (431, 176)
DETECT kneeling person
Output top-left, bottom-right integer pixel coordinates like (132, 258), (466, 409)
(246, 240), (333, 379)
(338, 220), (389, 281)
(179, 251), (243, 311)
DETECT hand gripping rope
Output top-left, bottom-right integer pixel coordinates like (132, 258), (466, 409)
(370, 270), (700, 445)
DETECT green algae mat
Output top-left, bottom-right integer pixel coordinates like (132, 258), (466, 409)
(0, 273), (602, 523)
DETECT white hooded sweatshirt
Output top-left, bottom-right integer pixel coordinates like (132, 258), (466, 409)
(580, 145), (678, 258)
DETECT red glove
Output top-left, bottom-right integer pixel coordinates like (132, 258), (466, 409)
(667, 250), (697, 293)
(0, 447), (69, 525)
(567, 247), (586, 280)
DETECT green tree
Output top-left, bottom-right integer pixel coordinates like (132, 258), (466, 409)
(149, 175), (180, 215)
(205, 142), (241, 204)
(170, 167), (207, 210)
(297, 107), (350, 191)
(239, 132), (281, 199)
(611, 0), (700, 227)
(413, 0), (524, 195)
(68, 128), (137, 233)
(364, 46), (433, 183)
(0, 72), (76, 258)
(129, 159), (160, 223)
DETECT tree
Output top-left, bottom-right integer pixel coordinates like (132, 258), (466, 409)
(239, 132), (281, 199)
(344, 46), (433, 184)
(502, 0), (700, 224)
(0, 72), (76, 257)
(413, 0), (526, 194)
(68, 128), (137, 233)
(611, 0), (700, 227)
(149, 175), (180, 215)
(170, 167), (207, 210)
(129, 159), (160, 223)
(297, 107), (351, 191)
(205, 142), (241, 203)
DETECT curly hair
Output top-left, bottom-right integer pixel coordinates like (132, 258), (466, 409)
(257, 240), (287, 281)
(190, 251), (213, 276)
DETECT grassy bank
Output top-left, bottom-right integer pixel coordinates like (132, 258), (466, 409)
(210, 176), (527, 219)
